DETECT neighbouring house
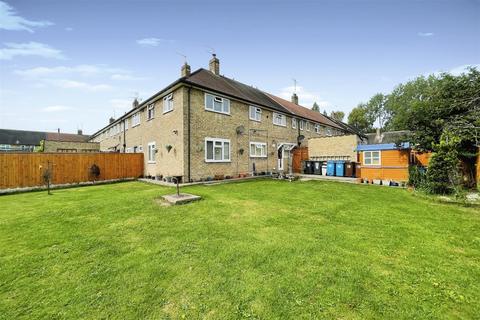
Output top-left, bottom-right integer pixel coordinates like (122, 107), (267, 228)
(90, 55), (356, 181)
(0, 128), (98, 153)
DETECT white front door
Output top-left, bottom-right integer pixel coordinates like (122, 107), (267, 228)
(277, 145), (284, 170)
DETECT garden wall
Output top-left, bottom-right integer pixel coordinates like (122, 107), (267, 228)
(0, 153), (143, 189)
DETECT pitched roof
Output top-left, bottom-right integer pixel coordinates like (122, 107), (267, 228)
(0, 129), (90, 146)
(266, 94), (343, 129)
(184, 69), (291, 114)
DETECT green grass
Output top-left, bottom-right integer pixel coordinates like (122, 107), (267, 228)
(0, 180), (479, 319)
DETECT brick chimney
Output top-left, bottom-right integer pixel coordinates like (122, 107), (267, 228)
(181, 62), (191, 77)
(109, 117), (115, 124)
(132, 98), (139, 109)
(209, 54), (220, 75)
(291, 93), (299, 105)
(77, 129), (83, 135)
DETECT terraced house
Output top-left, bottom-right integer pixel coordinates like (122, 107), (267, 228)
(90, 55), (355, 182)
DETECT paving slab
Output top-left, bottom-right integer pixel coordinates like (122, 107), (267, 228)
(162, 193), (201, 205)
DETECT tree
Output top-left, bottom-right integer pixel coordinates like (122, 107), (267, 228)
(312, 102), (320, 112)
(367, 93), (390, 130)
(330, 111), (345, 122)
(347, 103), (375, 132)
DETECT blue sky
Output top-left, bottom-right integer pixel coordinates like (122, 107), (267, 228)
(0, 0), (478, 134)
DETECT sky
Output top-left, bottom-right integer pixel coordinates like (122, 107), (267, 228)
(0, 0), (478, 135)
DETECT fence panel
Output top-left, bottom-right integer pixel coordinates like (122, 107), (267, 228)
(0, 153), (144, 189)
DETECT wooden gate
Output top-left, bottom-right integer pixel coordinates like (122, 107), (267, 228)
(292, 147), (308, 173)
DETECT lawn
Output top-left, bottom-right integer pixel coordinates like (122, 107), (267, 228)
(0, 180), (479, 319)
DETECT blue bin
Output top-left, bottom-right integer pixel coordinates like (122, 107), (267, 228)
(335, 161), (345, 177)
(326, 161), (336, 176)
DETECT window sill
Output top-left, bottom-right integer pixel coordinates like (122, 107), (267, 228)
(205, 160), (231, 163)
(131, 124), (140, 128)
(205, 108), (230, 116)
(273, 123), (287, 127)
(147, 118), (154, 121)
(249, 118), (261, 122)
(148, 161), (156, 164)
(163, 109), (173, 115)
(250, 156), (267, 158)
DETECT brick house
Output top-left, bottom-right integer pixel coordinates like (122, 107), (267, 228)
(90, 55), (356, 182)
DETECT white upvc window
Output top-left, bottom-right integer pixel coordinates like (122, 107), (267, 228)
(249, 106), (262, 122)
(124, 119), (129, 131)
(163, 93), (173, 113)
(273, 112), (287, 126)
(205, 138), (230, 162)
(306, 122), (311, 131)
(205, 93), (230, 114)
(292, 118), (297, 129)
(363, 151), (381, 166)
(132, 112), (141, 127)
(147, 142), (156, 163)
(326, 127), (332, 136)
(249, 142), (267, 158)
(299, 120), (305, 130)
(314, 124), (320, 134)
(147, 103), (155, 120)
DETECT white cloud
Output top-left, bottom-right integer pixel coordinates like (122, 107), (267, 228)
(65, 27), (73, 31)
(418, 32), (434, 37)
(14, 64), (129, 78)
(446, 64), (480, 76)
(110, 74), (146, 81)
(42, 105), (73, 112)
(278, 85), (329, 109)
(136, 37), (173, 47)
(46, 79), (113, 92)
(0, 42), (65, 60)
(110, 98), (133, 110)
(0, 1), (53, 32)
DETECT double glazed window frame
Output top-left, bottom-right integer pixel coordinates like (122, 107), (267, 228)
(205, 138), (231, 162)
(147, 142), (156, 164)
(249, 142), (267, 158)
(272, 112), (287, 127)
(292, 118), (297, 129)
(131, 112), (141, 127)
(147, 103), (155, 120)
(363, 151), (381, 166)
(249, 106), (262, 122)
(205, 93), (230, 115)
(163, 93), (173, 114)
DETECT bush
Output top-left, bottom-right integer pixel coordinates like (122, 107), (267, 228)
(425, 146), (461, 194)
(408, 165), (427, 189)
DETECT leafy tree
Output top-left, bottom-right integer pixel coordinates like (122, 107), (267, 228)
(330, 111), (345, 122)
(367, 93), (390, 130)
(348, 103), (375, 132)
(312, 102), (320, 112)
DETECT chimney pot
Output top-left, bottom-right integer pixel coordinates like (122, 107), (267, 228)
(291, 93), (299, 105)
(109, 117), (115, 124)
(77, 129), (83, 135)
(209, 54), (220, 75)
(181, 62), (191, 77)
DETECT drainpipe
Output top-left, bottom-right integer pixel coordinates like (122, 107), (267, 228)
(187, 86), (191, 182)
(123, 118), (126, 153)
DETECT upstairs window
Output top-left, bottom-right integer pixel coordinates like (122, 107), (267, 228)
(314, 124), (320, 134)
(363, 151), (381, 165)
(147, 104), (155, 120)
(306, 122), (311, 131)
(249, 142), (267, 158)
(292, 118), (297, 129)
(124, 119), (129, 131)
(163, 93), (173, 113)
(132, 112), (141, 127)
(326, 127), (332, 136)
(299, 120), (305, 130)
(273, 113), (287, 126)
(205, 93), (230, 114)
(205, 138), (230, 162)
(249, 106), (262, 122)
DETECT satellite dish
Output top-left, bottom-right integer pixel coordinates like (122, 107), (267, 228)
(236, 125), (245, 135)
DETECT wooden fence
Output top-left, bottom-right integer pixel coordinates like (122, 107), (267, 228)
(0, 153), (144, 189)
